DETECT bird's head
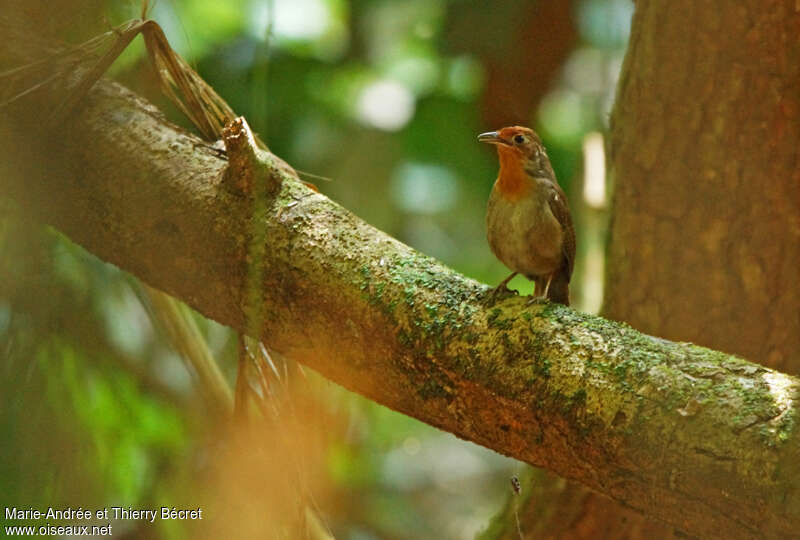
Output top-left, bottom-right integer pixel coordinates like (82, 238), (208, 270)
(478, 126), (553, 179)
(478, 126), (542, 157)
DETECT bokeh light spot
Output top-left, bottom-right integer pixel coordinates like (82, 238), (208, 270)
(357, 80), (416, 131)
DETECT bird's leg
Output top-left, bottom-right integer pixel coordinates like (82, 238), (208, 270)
(527, 275), (551, 305)
(543, 275), (553, 298)
(496, 271), (518, 291)
(488, 272), (518, 300)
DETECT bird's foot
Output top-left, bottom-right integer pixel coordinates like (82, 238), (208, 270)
(526, 295), (549, 306)
(485, 284), (518, 303)
(485, 272), (519, 303)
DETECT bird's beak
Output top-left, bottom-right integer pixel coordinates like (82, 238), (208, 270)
(477, 131), (509, 145)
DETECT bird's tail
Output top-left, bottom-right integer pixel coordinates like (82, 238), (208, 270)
(547, 269), (570, 306)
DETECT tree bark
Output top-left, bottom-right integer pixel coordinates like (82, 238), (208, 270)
(606, 0), (800, 371)
(2, 75), (799, 539)
(533, 1), (800, 538)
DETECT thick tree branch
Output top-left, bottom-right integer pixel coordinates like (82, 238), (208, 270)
(3, 80), (799, 539)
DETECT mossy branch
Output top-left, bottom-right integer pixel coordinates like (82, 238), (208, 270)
(4, 79), (799, 540)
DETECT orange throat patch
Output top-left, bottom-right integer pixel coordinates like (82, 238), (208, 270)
(495, 148), (532, 201)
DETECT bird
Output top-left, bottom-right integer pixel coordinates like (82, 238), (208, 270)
(479, 126), (575, 305)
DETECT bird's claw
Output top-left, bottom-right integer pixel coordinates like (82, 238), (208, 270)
(485, 285), (517, 303)
(526, 295), (549, 306)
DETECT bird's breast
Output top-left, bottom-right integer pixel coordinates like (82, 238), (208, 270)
(486, 184), (563, 277)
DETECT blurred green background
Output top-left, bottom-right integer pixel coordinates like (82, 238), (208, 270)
(1, 0), (632, 537)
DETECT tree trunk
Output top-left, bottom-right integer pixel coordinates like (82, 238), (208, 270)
(606, 0), (800, 371)
(520, 1), (800, 538)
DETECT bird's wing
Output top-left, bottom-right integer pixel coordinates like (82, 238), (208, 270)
(547, 183), (576, 280)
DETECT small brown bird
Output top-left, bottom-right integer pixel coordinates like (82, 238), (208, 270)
(479, 126), (575, 305)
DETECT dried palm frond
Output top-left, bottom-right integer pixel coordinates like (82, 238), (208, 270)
(0, 13), (259, 147)
(0, 18), (144, 123)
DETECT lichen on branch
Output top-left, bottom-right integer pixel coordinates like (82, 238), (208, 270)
(4, 78), (800, 540)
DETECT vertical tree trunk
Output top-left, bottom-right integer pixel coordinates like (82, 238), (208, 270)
(601, 0), (799, 536)
(606, 0), (800, 371)
(498, 1), (800, 538)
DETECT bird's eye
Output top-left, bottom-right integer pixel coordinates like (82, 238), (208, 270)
(513, 135), (526, 144)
